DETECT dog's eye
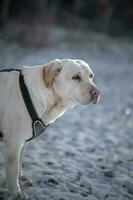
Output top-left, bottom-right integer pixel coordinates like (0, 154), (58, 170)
(90, 74), (93, 79)
(72, 74), (81, 81)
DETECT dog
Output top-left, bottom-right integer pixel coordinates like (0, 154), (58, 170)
(0, 59), (100, 199)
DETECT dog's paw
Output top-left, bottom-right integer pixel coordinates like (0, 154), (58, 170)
(15, 191), (28, 200)
(20, 176), (33, 187)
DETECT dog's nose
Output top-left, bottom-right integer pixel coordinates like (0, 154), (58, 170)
(90, 85), (100, 98)
(91, 89), (99, 97)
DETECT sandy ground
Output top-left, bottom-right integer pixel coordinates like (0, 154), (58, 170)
(0, 28), (133, 200)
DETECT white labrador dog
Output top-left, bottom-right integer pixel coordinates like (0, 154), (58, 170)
(0, 59), (100, 199)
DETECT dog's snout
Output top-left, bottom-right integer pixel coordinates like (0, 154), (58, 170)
(90, 85), (100, 98)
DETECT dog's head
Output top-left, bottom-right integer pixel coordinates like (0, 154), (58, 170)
(43, 59), (100, 106)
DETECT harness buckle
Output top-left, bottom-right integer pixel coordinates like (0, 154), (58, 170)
(33, 120), (46, 138)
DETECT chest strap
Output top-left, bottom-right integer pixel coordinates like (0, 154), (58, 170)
(19, 71), (47, 142)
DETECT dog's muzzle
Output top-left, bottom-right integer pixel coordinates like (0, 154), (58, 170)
(90, 84), (100, 104)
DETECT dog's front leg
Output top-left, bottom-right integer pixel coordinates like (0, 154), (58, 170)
(5, 141), (28, 200)
(19, 144), (33, 187)
(19, 144), (25, 179)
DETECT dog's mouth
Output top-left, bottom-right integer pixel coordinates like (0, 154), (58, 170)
(73, 90), (100, 105)
(91, 94), (100, 104)
(74, 94), (100, 105)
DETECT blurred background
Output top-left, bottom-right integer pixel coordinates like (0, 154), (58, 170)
(0, 0), (133, 45)
(0, 1), (133, 200)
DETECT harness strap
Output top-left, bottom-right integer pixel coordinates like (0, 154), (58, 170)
(19, 72), (47, 142)
(0, 69), (21, 72)
(0, 68), (47, 142)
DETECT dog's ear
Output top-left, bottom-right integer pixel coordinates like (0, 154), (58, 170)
(43, 59), (62, 88)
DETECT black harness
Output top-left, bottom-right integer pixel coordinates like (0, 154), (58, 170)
(0, 69), (47, 142)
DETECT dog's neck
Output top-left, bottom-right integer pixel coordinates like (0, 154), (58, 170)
(22, 67), (74, 125)
(43, 93), (65, 125)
